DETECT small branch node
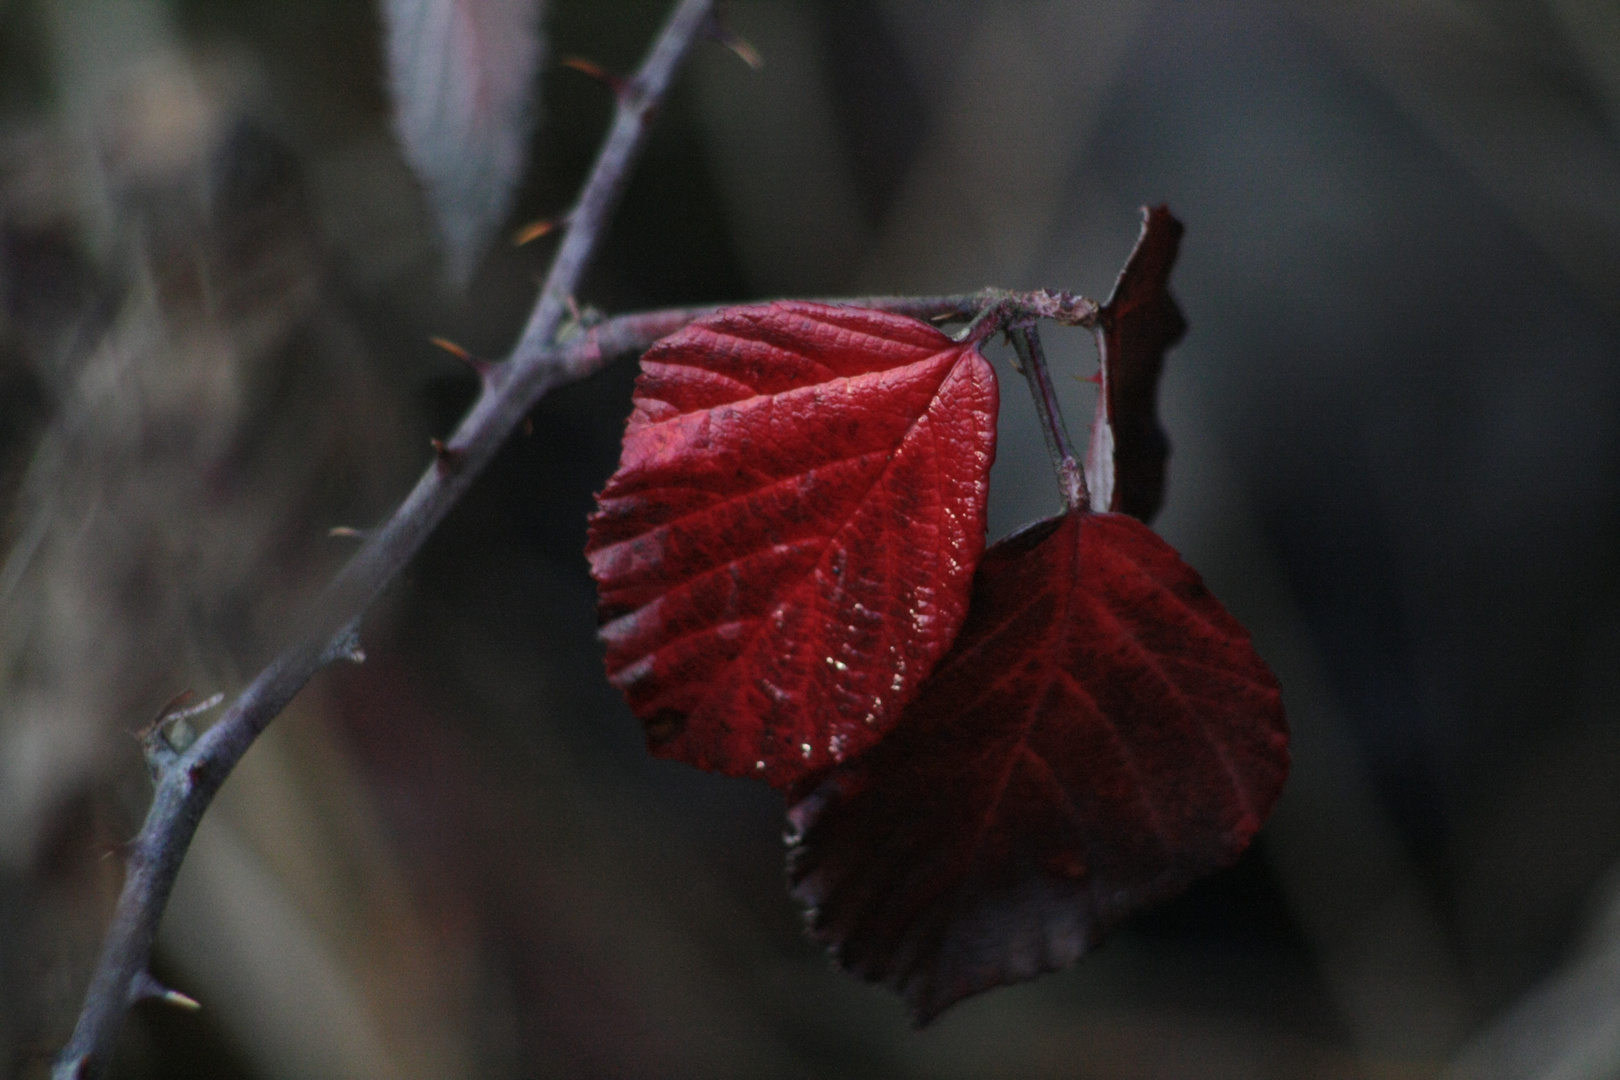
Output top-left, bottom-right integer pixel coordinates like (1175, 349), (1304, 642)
(132, 690), (191, 740)
(1024, 288), (1099, 327)
(430, 438), (464, 469)
(557, 299), (605, 345)
(159, 715), (197, 755)
(956, 297), (1012, 345)
(1058, 458), (1086, 510)
(322, 622), (366, 667)
(134, 692), (222, 767)
(138, 738), (177, 778)
(129, 971), (200, 1012)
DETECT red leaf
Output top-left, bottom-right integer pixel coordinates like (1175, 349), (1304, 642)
(1085, 205), (1187, 522)
(787, 510), (1288, 1023)
(586, 301), (998, 788)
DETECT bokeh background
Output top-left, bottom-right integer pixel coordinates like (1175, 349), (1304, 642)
(3, 0), (1618, 1077)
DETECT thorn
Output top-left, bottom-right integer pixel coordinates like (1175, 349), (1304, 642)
(428, 336), (471, 362)
(1080, 371), (1102, 385)
(513, 214), (568, 246)
(328, 525), (367, 540)
(164, 988), (202, 1011)
(557, 299), (603, 345)
(706, 15), (763, 70)
(130, 970), (201, 1011)
(430, 438), (464, 469)
(562, 57), (631, 99)
(522, 416), (534, 437)
(430, 336), (492, 379)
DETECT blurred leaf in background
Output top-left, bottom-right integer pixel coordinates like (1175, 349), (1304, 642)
(382, 0), (544, 287)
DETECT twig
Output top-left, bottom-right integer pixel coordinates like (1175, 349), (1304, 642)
(51, 2), (716, 1075)
(1006, 324), (1088, 511)
(525, 286), (1095, 380)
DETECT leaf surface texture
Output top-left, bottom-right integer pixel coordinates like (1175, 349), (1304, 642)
(587, 301), (997, 787)
(788, 510), (1288, 1023)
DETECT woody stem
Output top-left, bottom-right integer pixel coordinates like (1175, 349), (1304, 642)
(1007, 324), (1087, 512)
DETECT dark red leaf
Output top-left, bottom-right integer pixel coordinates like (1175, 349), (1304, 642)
(787, 509), (1288, 1023)
(1085, 205), (1187, 523)
(586, 301), (998, 788)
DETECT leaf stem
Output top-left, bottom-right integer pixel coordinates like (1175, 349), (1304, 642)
(1007, 324), (1088, 512)
(51, 2), (716, 1075)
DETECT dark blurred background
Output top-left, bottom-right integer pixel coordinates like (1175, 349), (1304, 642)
(2, 1), (1618, 1077)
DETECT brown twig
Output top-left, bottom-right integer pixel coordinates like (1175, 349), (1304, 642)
(51, 2), (716, 1075)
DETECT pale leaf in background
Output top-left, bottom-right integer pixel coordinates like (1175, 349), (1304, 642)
(381, 0), (544, 287)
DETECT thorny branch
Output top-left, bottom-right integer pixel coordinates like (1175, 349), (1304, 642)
(51, 0), (1112, 1068)
(53, 2), (719, 1074)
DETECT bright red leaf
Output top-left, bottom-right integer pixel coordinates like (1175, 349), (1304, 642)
(1085, 205), (1187, 522)
(586, 301), (998, 788)
(787, 509), (1288, 1023)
